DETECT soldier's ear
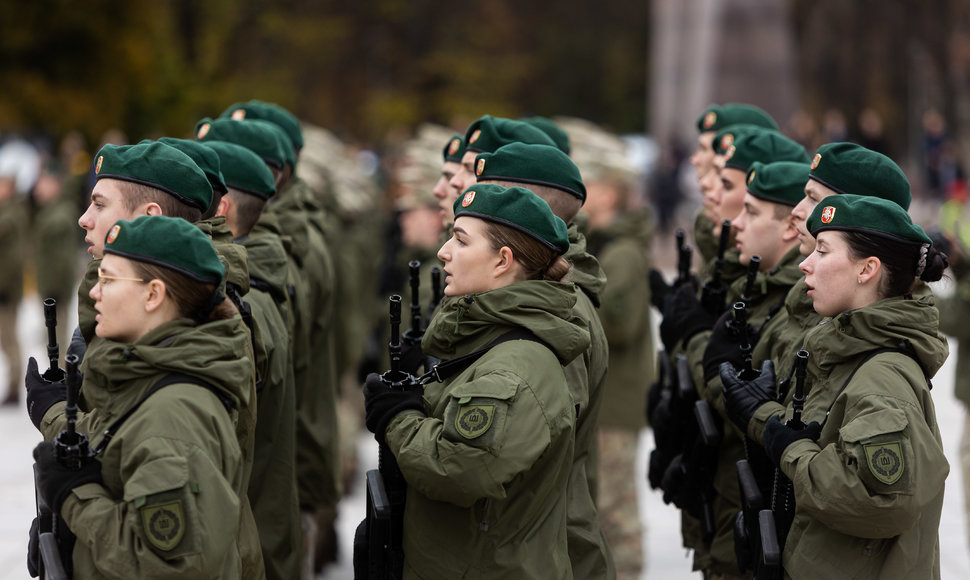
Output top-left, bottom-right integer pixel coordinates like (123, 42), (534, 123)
(493, 246), (515, 279)
(143, 279), (167, 313)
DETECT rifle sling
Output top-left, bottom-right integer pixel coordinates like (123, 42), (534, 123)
(421, 328), (546, 384)
(92, 372), (234, 456)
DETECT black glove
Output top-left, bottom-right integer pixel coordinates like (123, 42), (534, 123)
(719, 360), (776, 434)
(27, 516), (75, 578)
(764, 415), (821, 466)
(659, 284), (717, 352)
(363, 373), (425, 444)
(702, 310), (758, 382)
(648, 269), (674, 312)
(26, 357), (68, 431)
(33, 441), (102, 514)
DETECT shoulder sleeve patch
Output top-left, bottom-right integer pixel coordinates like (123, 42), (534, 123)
(141, 500), (185, 551)
(863, 442), (904, 485)
(455, 404), (495, 439)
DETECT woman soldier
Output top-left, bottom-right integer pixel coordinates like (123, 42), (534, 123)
(722, 194), (949, 578)
(363, 183), (590, 579)
(32, 215), (256, 578)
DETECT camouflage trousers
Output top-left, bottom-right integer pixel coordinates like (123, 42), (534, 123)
(596, 427), (643, 580)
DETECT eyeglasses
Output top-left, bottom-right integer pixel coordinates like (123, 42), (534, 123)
(97, 267), (146, 288)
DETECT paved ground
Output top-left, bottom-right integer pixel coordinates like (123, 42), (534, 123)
(2, 279), (968, 579)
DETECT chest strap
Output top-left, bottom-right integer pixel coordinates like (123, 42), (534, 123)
(418, 328), (547, 385)
(92, 372), (234, 456)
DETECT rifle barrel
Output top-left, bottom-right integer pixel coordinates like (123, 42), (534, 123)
(43, 298), (64, 382)
(790, 349), (809, 429)
(388, 295), (403, 373)
(741, 255), (761, 302)
(408, 260), (422, 333)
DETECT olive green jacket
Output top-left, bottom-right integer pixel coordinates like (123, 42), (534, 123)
(587, 209), (654, 431)
(33, 197), (79, 301)
(239, 229), (301, 580)
(41, 317), (264, 579)
(0, 197), (26, 304)
(562, 225), (614, 579)
(265, 178), (341, 510)
(778, 293), (948, 579)
(936, 262), (970, 406)
(388, 281), (590, 579)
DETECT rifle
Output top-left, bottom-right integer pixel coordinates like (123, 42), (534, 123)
(426, 267), (443, 324)
(691, 399), (722, 545)
(34, 354), (88, 580)
(400, 262), (430, 375)
(675, 229), (693, 287)
(700, 219), (732, 315)
(740, 255), (762, 305)
(359, 296), (420, 580)
(770, 350), (809, 549)
(43, 299), (64, 382)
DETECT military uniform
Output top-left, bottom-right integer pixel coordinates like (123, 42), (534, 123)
(41, 317), (257, 578)
(0, 194), (27, 402)
(777, 293), (948, 578)
(386, 281), (589, 579)
(33, 194), (80, 358)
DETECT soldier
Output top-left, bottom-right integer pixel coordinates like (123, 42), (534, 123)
(205, 139), (302, 580)
(0, 169), (28, 405)
(521, 115), (572, 154)
(475, 141), (614, 578)
(363, 183), (589, 579)
(449, 114), (556, 195)
(31, 215), (256, 577)
(722, 194), (949, 578)
(581, 161), (655, 579)
(432, 133), (465, 230)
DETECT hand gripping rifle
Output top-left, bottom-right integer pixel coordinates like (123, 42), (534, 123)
(768, 350), (809, 553)
(700, 220), (732, 315)
(359, 296), (420, 580)
(34, 354), (89, 580)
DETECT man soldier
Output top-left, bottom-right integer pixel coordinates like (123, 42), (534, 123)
(432, 133), (465, 230)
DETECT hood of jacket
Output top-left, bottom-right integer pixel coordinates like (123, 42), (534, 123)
(563, 224), (607, 306)
(422, 280), (590, 366)
(803, 281), (948, 380)
(240, 231), (290, 303)
(80, 316), (253, 414)
(197, 216), (250, 294)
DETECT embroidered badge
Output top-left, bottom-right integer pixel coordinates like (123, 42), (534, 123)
(703, 111), (717, 129)
(720, 133), (734, 151)
(820, 206), (836, 223)
(469, 129), (482, 144)
(95, 155), (103, 175)
(747, 170), (756, 185)
(141, 500), (185, 551)
(197, 123), (211, 139)
(448, 138), (461, 155)
(811, 153), (822, 170)
(476, 158), (486, 176)
(864, 442), (904, 485)
(231, 109), (246, 120)
(725, 145), (736, 161)
(455, 404), (495, 439)
(461, 190), (476, 207)
(106, 224), (121, 245)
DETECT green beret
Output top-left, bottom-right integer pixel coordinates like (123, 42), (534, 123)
(723, 131), (809, 173)
(202, 141), (277, 200)
(443, 134), (465, 164)
(808, 142), (911, 210)
(463, 115), (556, 154)
(745, 161), (810, 207)
(475, 142), (586, 202)
(696, 103), (779, 133)
(807, 194), (930, 245)
(219, 100), (303, 152)
(94, 141), (213, 212)
(520, 116), (571, 154)
(156, 137), (228, 196)
(104, 215), (225, 284)
(195, 117), (292, 169)
(453, 183), (569, 254)
(713, 124), (770, 156)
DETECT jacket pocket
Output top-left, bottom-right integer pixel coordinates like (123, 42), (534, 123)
(839, 408), (914, 495)
(442, 370), (520, 453)
(123, 455), (202, 560)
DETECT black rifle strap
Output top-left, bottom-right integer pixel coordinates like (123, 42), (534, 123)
(92, 372), (234, 456)
(249, 277), (288, 304)
(225, 282), (263, 392)
(420, 328), (546, 384)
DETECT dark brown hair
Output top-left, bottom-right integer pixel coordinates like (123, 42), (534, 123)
(120, 181), (202, 223)
(481, 221), (571, 281)
(844, 231), (948, 297)
(130, 261), (237, 323)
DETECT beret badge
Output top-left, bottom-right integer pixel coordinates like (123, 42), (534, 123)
(720, 134), (734, 150)
(95, 155), (103, 174)
(811, 153), (821, 170)
(197, 123), (211, 139)
(448, 138), (461, 155)
(106, 224), (121, 244)
(469, 129), (482, 144)
(703, 111), (717, 129)
(231, 109), (246, 120)
(747, 170), (756, 185)
(820, 206), (836, 224)
(461, 190), (476, 207)
(476, 158), (486, 176)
